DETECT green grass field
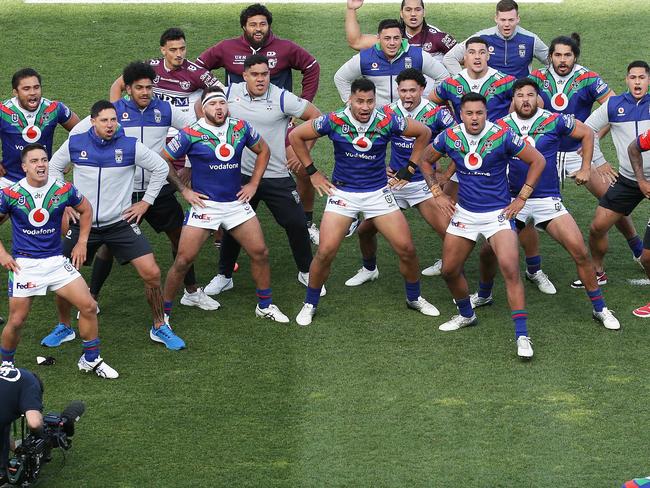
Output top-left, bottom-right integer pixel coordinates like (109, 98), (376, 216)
(2, 1), (650, 486)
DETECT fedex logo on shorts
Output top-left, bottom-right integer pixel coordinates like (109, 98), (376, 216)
(450, 219), (467, 229)
(327, 198), (347, 208)
(191, 212), (211, 221)
(16, 282), (37, 290)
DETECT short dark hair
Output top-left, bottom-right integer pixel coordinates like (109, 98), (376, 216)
(512, 77), (539, 95)
(123, 61), (156, 86)
(396, 68), (426, 88)
(460, 92), (487, 108)
(201, 86), (226, 102)
(90, 100), (116, 119)
(377, 19), (402, 34)
(465, 36), (489, 50)
(628, 60), (650, 74)
(351, 77), (376, 95)
(549, 33), (581, 59)
(496, 0), (519, 13)
(401, 0), (424, 7)
(12, 68), (41, 90)
(244, 54), (269, 70)
(240, 3), (272, 28)
(21, 143), (47, 162)
(160, 27), (185, 47)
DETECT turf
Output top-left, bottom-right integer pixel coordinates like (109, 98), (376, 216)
(1, 1), (650, 486)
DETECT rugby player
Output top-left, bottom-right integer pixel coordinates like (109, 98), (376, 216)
(290, 77), (440, 326)
(443, 0), (548, 79)
(470, 79), (620, 330)
(202, 55), (324, 298)
(45, 100), (186, 351)
(628, 129), (650, 317)
(582, 61), (650, 294)
(417, 92), (546, 358)
(0, 144), (118, 378)
(90, 62), (219, 311)
(196, 3), (322, 243)
(529, 35), (643, 287)
(162, 87), (290, 323)
(334, 19), (449, 106)
(0, 68), (80, 188)
(344, 68), (454, 286)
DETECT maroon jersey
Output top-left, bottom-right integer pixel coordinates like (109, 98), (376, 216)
(196, 32), (320, 102)
(407, 24), (457, 62)
(148, 58), (223, 110)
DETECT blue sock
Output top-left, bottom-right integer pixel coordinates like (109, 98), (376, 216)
(362, 256), (377, 271)
(82, 338), (100, 362)
(512, 310), (528, 338)
(627, 235), (643, 258)
(455, 297), (473, 318)
(587, 288), (605, 313)
(256, 288), (272, 309)
(478, 281), (494, 299)
(305, 286), (321, 307)
(405, 280), (420, 302)
(164, 301), (173, 318)
(1, 347), (16, 363)
(526, 256), (541, 275)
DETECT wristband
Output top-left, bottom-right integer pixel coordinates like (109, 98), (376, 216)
(407, 160), (418, 173)
(517, 183), (534, 201)
(305, 164), (318, 176)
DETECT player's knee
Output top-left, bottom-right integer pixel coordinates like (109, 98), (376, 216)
(313, 248), (336, 267)
(589, 220), (609, 238)
(395, 241), (416, 261)
(500, 264), (521, 283)
(79, 297), (98, 317)
(249, 244), (269, 263)
(140, 263), (161, 286)
(173, 252), (193, 272)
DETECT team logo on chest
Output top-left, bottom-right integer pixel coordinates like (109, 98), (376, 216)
(115, 149), (123, 163)
(352, 135), (372, 152)
(28, 207), (49, 227)
(268, 58), (277, 69)
(551, 93), (569, 111)
(180, 81), (191, 90)
(22, 125), (41, 143)
(464, 152), (483, 170)
(215, 142), (235, 161)
(405, 57), (412, 69)
(154, 109), (162, 123)
(518, 44), (526, 58)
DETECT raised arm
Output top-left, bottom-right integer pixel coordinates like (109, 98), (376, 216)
(109, 75), (125, 102)
(345, 0), (378, 51)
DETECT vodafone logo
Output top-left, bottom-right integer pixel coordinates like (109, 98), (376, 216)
(28, 207), (49, 227)
(22, 125), (41, 143)
(523, 135), (536, 148)
(464, 152), (483, 170)
(215, 142), (235, 161)
(551, 93), (569, 111)
(352, 136), (372, 152)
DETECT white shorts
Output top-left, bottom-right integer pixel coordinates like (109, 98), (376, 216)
(556, 151), (584, 179)
(184, 200), (255, 231)
(0, 177), (17, 189)
(446, 205), (515, 242)
(9, 255), (81, 297)
(515, 196), (568, 229)
(325, 186), (399, 219)
(392, 180), (432, 209)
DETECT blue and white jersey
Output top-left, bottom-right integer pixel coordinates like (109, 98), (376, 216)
(163, 117), (261, 202)
(499, 110), (575, 198)
(0, 177), (83, 258)
(444, 26), (548, 79)
(312, 107), (406, 192)
(383, 99), (454, 181)
(431, 121), (526, 212)
(585, 93), (650, 181)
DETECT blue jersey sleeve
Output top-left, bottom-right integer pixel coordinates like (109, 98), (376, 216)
(67, 183), (84, 208)
(164, 129), (193, 160)
(590, 74), (611, 102)
(389, 112), (407, 137)
(56, 101), (73, 124)
(504, 129), (526, 157)
(243, 121), (261, 149)
(431, 132), (448, 155)
(432, 108), (455, 136)
(0, 190), (10, 216)
(312, 114), (331, 136)
(557, 114), (576, 138)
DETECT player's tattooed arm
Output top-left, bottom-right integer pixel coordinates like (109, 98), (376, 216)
(70, 197), (92, 269)
(628, 139), (650, 199)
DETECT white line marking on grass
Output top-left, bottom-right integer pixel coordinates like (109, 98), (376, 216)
(627, 278), (650, 286)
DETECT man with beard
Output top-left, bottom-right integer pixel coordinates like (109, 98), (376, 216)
(469, 78), (620, 330)
(0, 69), (80, 189)
(290, 77), (440, 326)
(344, 68), (454, 286)
(583, 61), (650, 315)
(414, 92), (546, 358)
(197, 4), (322, 243)
(530, 35), (643, 288)
(162, 87), (290, 323)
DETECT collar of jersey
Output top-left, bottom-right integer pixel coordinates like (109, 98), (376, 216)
(622, 92), (650, 104)
(492, 25), (521, 41)
(242, 85), (271, 101)
(459, 67), (497, 88)
(343, 106), (377, 129)
(122, 96), (156, 112)
(397, 98), (429, 117)
(509, 108), (544, 130)
(198, 117), (229, 136)
(548, 63), (580, 81)
(11, 96), (42, 117)
(373, 39), (410, 61)
(18, 176), (55, 196)
(241, 31), (276, 52)
(459, 122), (492, 142)
(88, 126), (120, 146)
